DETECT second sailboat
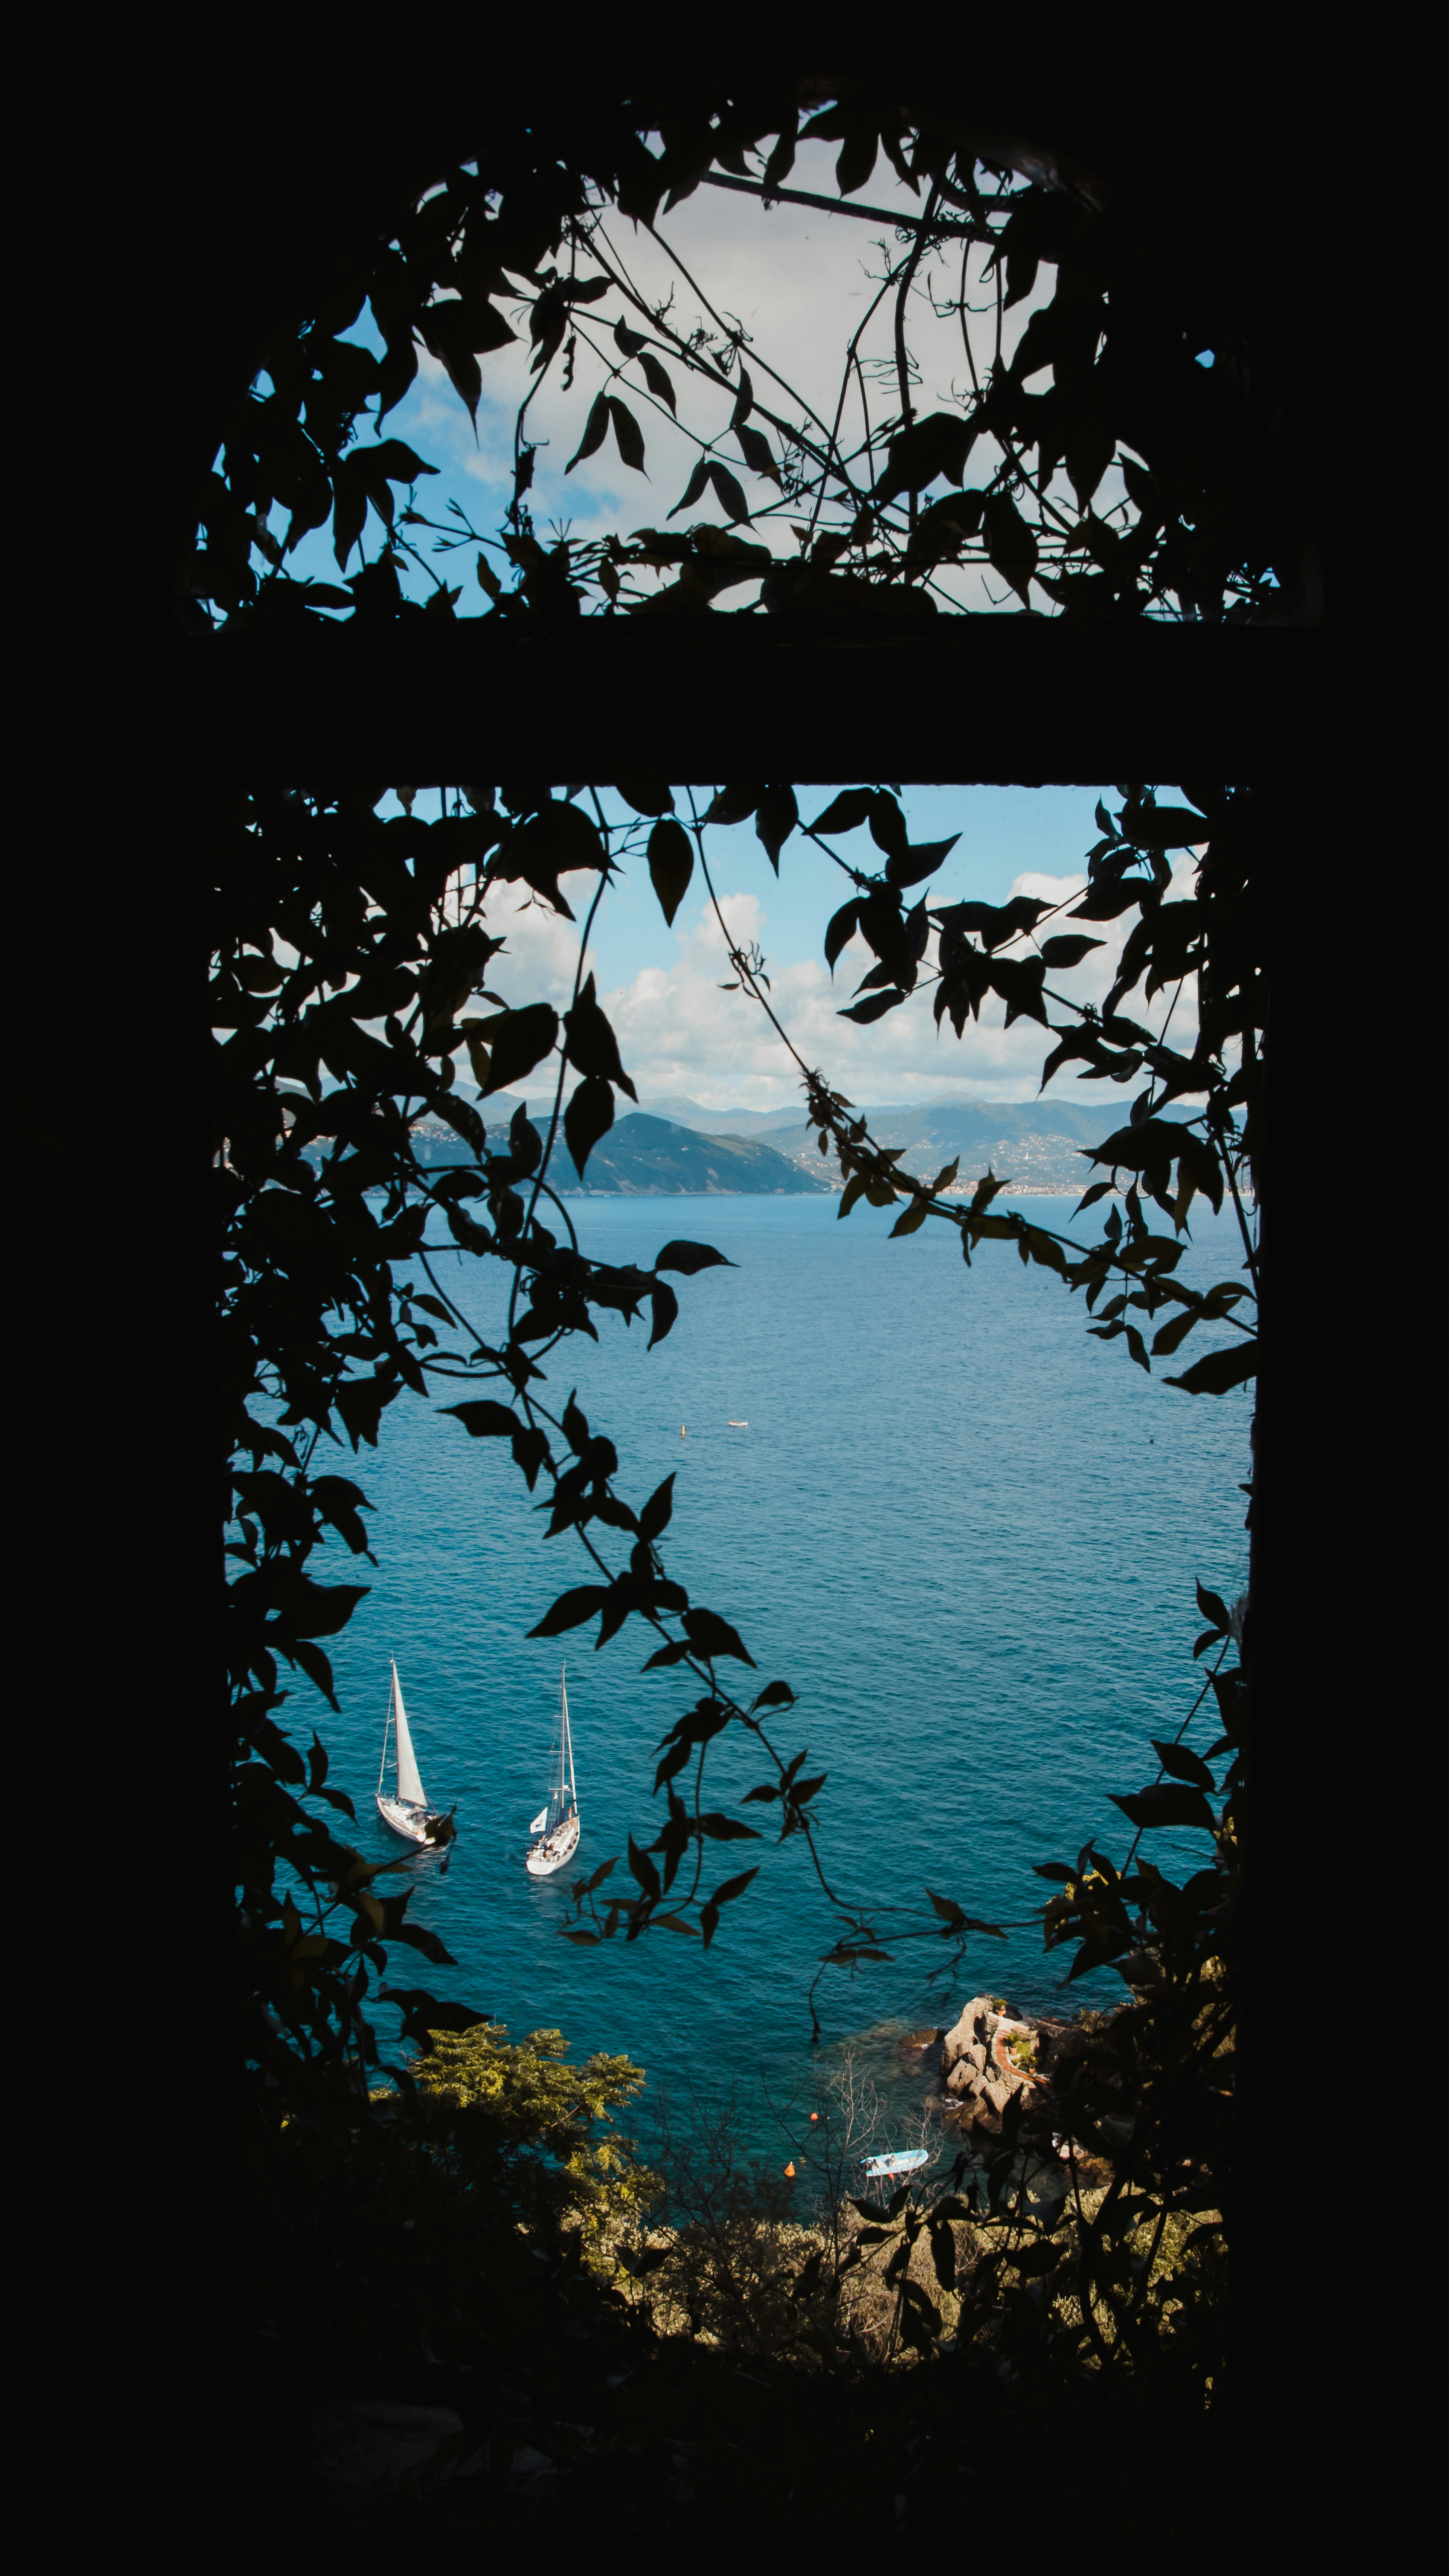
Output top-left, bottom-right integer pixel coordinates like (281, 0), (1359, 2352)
(525, 1667), (580, 1877)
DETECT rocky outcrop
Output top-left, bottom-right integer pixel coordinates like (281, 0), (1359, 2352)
(939, 1994), (1091, 2138)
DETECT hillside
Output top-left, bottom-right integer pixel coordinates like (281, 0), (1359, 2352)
(764, 1100), (1107, 1194)
(757, 1097), (1203, 1194)
(408, 1111), (828, 1195)
(405, 1093), (1203, 1195)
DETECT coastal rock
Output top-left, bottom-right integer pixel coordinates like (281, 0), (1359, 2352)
(941, 1996), (998, 2082)
(897, 2027), (946, 2077)
(935, 1994), (1119, 2161)
(939, 1994), (1054, 2130)
(945, 2047), (986, 2097)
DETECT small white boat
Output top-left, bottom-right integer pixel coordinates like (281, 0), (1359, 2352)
(727, 1419), (748, 1429)
(376, 1657), (452, 1848)
(861, 2147), (929, 2181)
(525, 1666), (581, 1878)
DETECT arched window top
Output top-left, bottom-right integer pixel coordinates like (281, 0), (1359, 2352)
(191, 86), (1308, 641)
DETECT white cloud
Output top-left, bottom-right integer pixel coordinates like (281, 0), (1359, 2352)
(460, 845), (1207, 1118)
(477, 879), (589, 1003)
(572, 862), (1201, 1112)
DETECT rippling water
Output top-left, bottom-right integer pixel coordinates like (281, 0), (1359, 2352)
(317, 1192), (1251, 2159)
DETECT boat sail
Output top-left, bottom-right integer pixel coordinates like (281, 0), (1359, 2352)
(525, 1667), (580, 1877)
(376, 1658), (452, 1848)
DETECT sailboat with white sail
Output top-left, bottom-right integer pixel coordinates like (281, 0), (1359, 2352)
(525, 1666), (580, 1877)
(376, 1658), (452, 1848)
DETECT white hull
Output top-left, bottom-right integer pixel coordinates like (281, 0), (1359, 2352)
(525, 1808), (580, 1877)
(377, 1792), (447, 1848)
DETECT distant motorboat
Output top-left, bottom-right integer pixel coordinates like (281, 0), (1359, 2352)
(727, 1419), (748, 1428)
(861, 2147), (929, 2181)
(376, 1658), (453, 1848)
(525, 1667), (581, 1878)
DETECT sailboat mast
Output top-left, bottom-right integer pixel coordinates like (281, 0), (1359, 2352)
(378, 1660), (396, 1797)
(563, 1669), (577, 1810)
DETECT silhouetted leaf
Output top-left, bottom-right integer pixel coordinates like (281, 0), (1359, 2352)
(442, 1400), (517, 1437)
(1040, 934), (1105, 968)
(735, 421), (780, 484)
(565, 393), (610, 473)
(1070, 881), (1149, 921)
(890, 1196), (929, 1236)
(497, 802), (609, 915)
(470, 1002), (559, 1096)
(381, 1988), (493, 2044)
(810, 789), (874, 836)
(886, 835), (957, 889)
(647, 817), (694, 924)
(639, 351), (676, 412)
(563, 1075), (614, 1172)
(905, 491), (984, 571)
(938, 895), (1046, 950)
(511, 1426), (550, 1491)
(529, 1586), (610, 1638)
(648, 1282), (679, 1348)
(654, 1240), (732, 1275)
(1110, 1784), (1217, 1832)
(668, 458), (749, 523)
(1195, 1580), (1231, 1632)
(1166, 1341), (1258, 1395)
(1151, 1740), (1216, 1790)
(1121, 802), (1209, 849)
(700, 1866), (759, 1947)
(703, 782), (761, 825)
(755, 785), (798, 868)
(839, 988), (904, 1022)
(683, 1607), (755, 1666)
(627, 1835), (662, 1900)
(607, 396), (647, 472)
(639, 1474), (676, 1541)
(1151, 1308), (1200, 1357)
(825, 900), (861, 967)
(615, 774), (674, 816)
(669, 458), (712, 518)
(563, 974), (637, 1098)
(871, 411), (976, 503)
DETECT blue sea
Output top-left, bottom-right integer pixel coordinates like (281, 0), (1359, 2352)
(316, 1192), (1251, 2161)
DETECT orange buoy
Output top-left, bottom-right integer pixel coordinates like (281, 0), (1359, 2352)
(784, 2161), (796, 2178)
(809, 2112), (819, 2122)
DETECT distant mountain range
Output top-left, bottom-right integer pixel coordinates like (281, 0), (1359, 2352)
(631, 1094), (807, 1137)
(759, 1099), (1142, 1196)
(476, 1090), (1200, 1195)
(395, 1090), (1202, 1197)
(409, 1110), (827, 1196)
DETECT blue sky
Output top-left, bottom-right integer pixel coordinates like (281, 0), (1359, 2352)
(581, 785), (1107, 993)
(428, 782), (1196, 1115)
